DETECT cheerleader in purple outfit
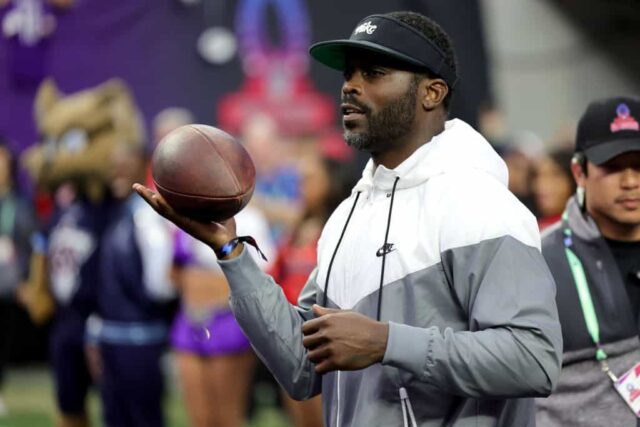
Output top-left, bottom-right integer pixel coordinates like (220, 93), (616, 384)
(170, 206), (273, 427)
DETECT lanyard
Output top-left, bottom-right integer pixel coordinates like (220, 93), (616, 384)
(0, 196), (15, 236)
(562, 210), (618, 381)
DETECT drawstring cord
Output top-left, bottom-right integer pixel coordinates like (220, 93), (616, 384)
(399, 387), (418, 427)
(376, 177), (400, 321)
(320, 193), (360, 427)
(322, 192), (361, 307)
(321, 180), (402, 425)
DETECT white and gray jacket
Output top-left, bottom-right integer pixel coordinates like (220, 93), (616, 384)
(220, 119), (562, 427)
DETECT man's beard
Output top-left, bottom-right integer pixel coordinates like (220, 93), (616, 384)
(343, 79), (418, 151)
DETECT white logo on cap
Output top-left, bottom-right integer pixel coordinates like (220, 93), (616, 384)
(354, 21), (377, 35)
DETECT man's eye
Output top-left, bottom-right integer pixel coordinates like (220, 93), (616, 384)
(602, 164), (624, 173)
(363, 69), (384, 77)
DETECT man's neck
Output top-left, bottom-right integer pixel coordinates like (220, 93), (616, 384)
(371, 120), (445, 170)
(591, 211), (640, 242)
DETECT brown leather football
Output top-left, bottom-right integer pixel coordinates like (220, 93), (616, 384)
(151, 124), (255, 222)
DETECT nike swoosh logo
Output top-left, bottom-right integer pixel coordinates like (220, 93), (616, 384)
(376, 243), (395, 257)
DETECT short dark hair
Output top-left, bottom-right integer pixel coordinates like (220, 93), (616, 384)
(386, 11), (458, 110)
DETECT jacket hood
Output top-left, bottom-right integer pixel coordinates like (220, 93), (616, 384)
(564, 196), (603, 242)
(353, 118), (508, 193)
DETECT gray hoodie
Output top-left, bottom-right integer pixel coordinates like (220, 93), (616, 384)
(536, 197), (640, 426)
(220, 119), (562, 426)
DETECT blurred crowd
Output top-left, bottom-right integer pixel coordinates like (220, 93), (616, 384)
(0, 78), (623, 427)
(478, 103), (576, 232)
(0, 77), (360, 427)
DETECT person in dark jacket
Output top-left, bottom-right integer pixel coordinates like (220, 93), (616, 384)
(94, 143), (176, 427)
(537, 97), (640, 426)
(45, 184), (110, 427)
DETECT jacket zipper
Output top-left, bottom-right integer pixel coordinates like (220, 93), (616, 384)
(336, 370), (341, 426)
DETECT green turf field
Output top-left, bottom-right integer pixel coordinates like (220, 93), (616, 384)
(0, 365), (291, 427)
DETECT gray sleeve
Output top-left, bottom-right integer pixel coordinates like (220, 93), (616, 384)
(219, 246), (322, 400)
(382, 235), (562, 398)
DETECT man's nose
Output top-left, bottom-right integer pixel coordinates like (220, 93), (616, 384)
(621, 167), (640, 189)
(342, 74), (362, 97)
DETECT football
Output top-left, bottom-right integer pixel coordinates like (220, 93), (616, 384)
(151, 124), (255, 222)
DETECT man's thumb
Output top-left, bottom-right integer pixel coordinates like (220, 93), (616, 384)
(312, 304), (341, 317)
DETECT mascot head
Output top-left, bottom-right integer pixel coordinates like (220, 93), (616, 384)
(23, 78), (145, 202)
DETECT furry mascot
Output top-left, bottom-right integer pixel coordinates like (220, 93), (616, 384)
(21, 78), (144, 427)
(24, 78), (144, 202)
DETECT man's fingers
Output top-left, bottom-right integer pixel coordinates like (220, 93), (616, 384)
(307, 344), (331, 363)
(314, 359), (335, 375)
(302, 331), (326, 349)
(312, 304), (343, 317)
(133, 183), (181, 222)
(133, 183), (159, 209)
(132, 184), (237, 251)
(132, 183), (175, 216)
(304, 305), (347, 335)
(302, 317), (322, 335)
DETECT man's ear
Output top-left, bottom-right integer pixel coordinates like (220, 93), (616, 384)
(421, 78), (448, 111)
(571, 157), (587, 188)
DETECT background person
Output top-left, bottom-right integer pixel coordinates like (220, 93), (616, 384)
(95, 143), (177, 427)
(240, 113), (301, 244)
(500, 139), (541, 216)
(0, 139), (37, 417)
(20, 78), (146, 427)
(532, 147), (576, 230)
(170, 205), (274, 427)
(536, 97), (640, 427)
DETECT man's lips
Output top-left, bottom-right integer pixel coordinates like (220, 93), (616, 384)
(617, 196), (640, 209)
(341, 103), (366, 122)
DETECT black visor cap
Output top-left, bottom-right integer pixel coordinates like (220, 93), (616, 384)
(309, 15), (458, 89)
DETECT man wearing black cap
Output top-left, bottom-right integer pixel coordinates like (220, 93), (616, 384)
(135, 11), (561, 426)
(537, 97), (640, 427)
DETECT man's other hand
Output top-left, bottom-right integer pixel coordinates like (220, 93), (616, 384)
(302, 304), (389, 374)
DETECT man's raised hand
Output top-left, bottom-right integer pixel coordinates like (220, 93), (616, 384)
(132, 183), (237, 253)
